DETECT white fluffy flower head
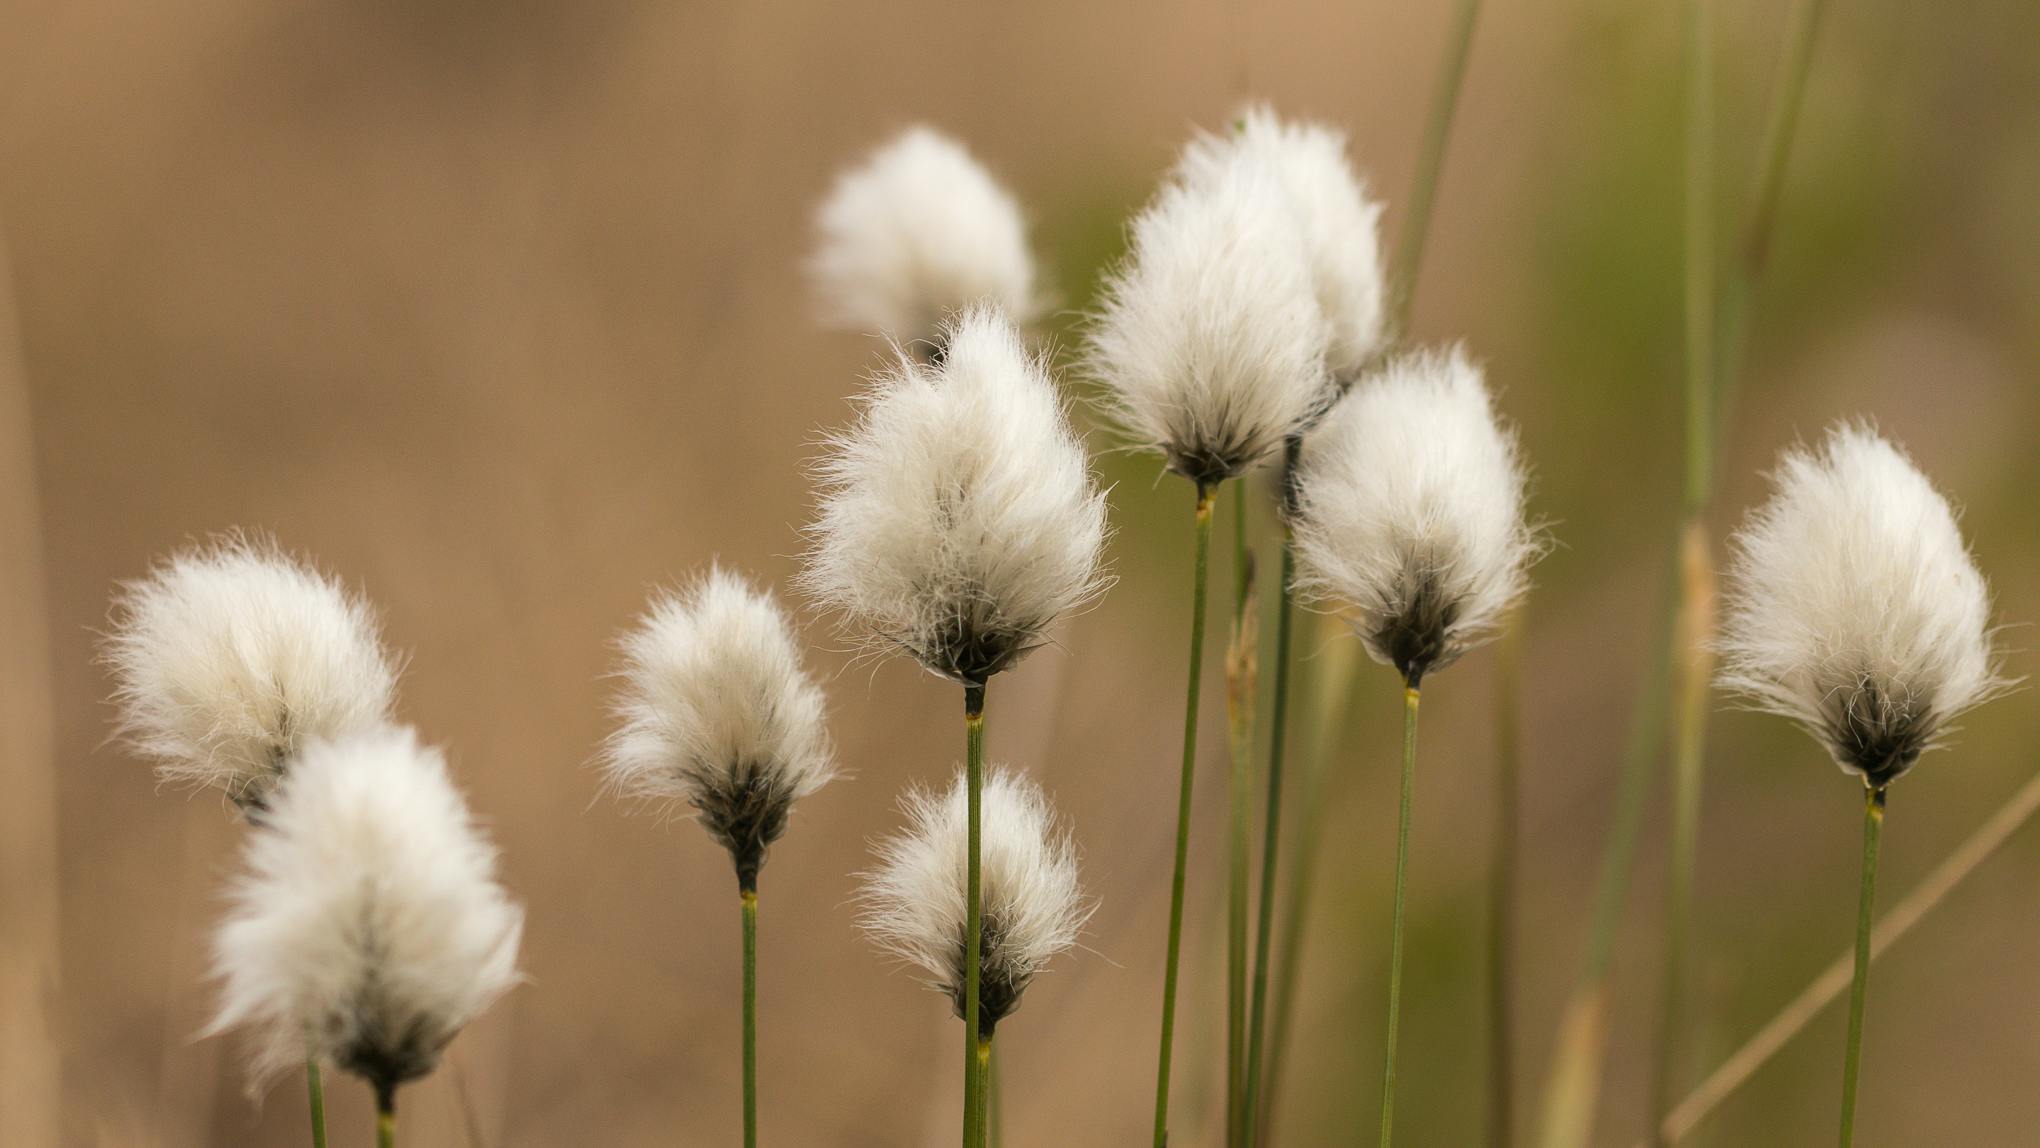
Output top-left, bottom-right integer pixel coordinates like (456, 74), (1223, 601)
(1175, 104), (1387, 381)
(810, 125), (1039, 350)
(1085, 142), (1329, 486)
(1291, 348), (1538, 685)
(803, 303), (1109, 684)
(858, 767), (1091, 1038)
(604, 568), (835, 890)
(103, 535), (399, 810)
(209, 725), (523, 1101)
(1717, 423), (2004, 788)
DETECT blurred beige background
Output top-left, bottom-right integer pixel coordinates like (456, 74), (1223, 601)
(4, 0), (2038, 1144)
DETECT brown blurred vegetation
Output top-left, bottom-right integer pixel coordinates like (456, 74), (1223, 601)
(3, 0), (2038, 1144)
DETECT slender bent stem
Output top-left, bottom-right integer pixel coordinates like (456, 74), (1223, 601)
(742, 889), (759, 1148)
(1242, 518), (1296, 1146)
(1388, 0), (1484, 339)
(1838, 787), (1885, 1148)
(1225, 482), (1255, 1147)
(964, 682), (988, 1148)
(1489, 614), (1524, 1148)
(1154, 483), (1218, 1148)
(305, 1058), (328, 1148)
(1379, 686), (1422, 1148)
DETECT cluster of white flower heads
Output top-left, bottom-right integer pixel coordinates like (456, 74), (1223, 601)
(1174, 104), (1387, 382)
(1085, 136), (1329, 486)
(1717, 423), (2004, 788)
(102, 536), (399, 809)
(604, 567), (836, 888)
(803, 303), (1109, 684)
(810, 125), (1039, 350)
(209, 725), (524, 1097)
(858, 767), (1091, 1037)
(1290, 348), (1539, 685)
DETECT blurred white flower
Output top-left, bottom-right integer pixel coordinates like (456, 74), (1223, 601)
(1290, 348), (1538, 685)
(604, 567), (835, 890)
(810, 125), (1039, 351)
(803, 303), (1109, 684)
(858, 767), (1091, 1037)
(1717, 423), (2006, 787)
(103, 535), (399, 809)
(209, 726), (523, 1102)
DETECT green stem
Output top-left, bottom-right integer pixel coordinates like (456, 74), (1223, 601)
(742, 888), (758, 1148)
(1838, 787), (1885, 1148)
(376, 1091), (396, 1148)
(988, 1038), (1003, 1148)
(1226, 481), (1255, 1148)
(1153, 483), (1218, 1148)
(964, 682), (987, 1148)
(975, 1038), (994, 1148)
(306, 1058), (328, 1148)
(1241, 515), (1297, 1146)
(1490, 614), (1523, 1148)
(1387, 0), (1484, 340)
(1379, 686), (1422, 1148)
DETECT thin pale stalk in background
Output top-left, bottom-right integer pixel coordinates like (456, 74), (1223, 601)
(1386, 0), (1484, 342)
(1153, 484), (1219, 1148)
(1378, 685), (1423, 1147)
(1226, 484), (1257, 1147)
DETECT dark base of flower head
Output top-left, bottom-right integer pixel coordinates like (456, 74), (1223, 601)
(918, 613), (1041, 687)
(1376, 574), (1459, 690)
(949, 916), (1026, 1041)
(1165, 446), (1246, 490)
(696, 762), (796, 894)
(1828, 678), (1928, 789)
(338, 1016), (440, 1113)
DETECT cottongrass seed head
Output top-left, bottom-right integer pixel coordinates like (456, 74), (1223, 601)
(802, 303), (1109, 685)
(1085, 130), (1329, 487)
(1291, 347), (1539, 687)
(209, 725), (523, 1103)
(102, 534), (399, 810)
(1717, 422), (2005, 789)
(604, 567), (835, 891)
(810, 125), (1040, 351)
(1175, 103), (1387, 382)
(858, 767), (1091, 1039)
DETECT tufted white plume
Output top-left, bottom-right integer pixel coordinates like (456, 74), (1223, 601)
(1717, 423), (2005, 788)
(1290, 348), (1539, 685)
(208, 725), (523, 1100)
(802, 303), (1109, 684)
(103, 535), (399, 809)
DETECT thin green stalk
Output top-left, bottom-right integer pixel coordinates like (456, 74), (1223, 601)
(1838, 787), (1885, 1148)
(306, 1059), (328, 1148)
(963, 682), (988, 1148)
(1241, 500), (1298, 1146)
(1387, 0), (1484, 339)
(1490, 614), (1524, 1148)
(1379, 686), (1422, 1148)
(1153, 483), (1218, 1148)
(989, 1039), (1003, 1148)
(742, 889), (759, 1148)
(975, 1038), (994, 1148)
(376, 1090), (396, 1148)
(1226, 482), (1256, 1148)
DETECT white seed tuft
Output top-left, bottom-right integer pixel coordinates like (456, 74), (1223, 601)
(1290, 347), (1539, 684)
(1175, 104), (1387, 381)
(1084, 136), (1329, 485)
(857, 767), (1091, 1035)
(208, 725), (523, 1096)
(1717, 423), (2005, 787)
(810, 125), (1039, 349)
(102, 535), (399, 809)
(802, 303), (1109, 684)
(603, 567), (835, 887)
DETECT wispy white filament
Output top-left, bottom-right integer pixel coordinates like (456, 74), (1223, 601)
(1085, 139), (1328, 484)
(1717, 423), (2004, 786)
(1175, 104), (1387, 380)
(209, 725), (523, 1094)
(803, 303), (1109, 683)
(103, 535), (399, 808)
(810, 126), (1039, 347)
(1290, 348), (1538, 683)
(604, 568), (835, 885)
(858, 767), (1091, 1032)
